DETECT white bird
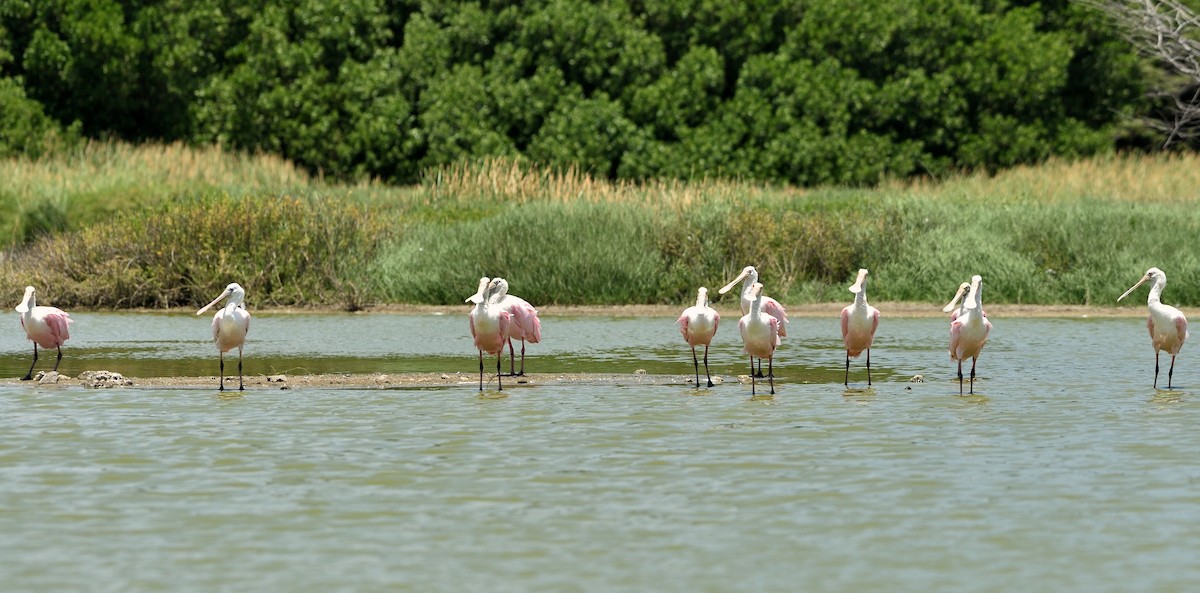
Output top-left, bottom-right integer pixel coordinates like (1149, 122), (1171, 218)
(677, 287), (720, 388)
(720, 265), (788, 377)
(738, 283), (780, 395)
(490, 278), (542, 376)
(1119, 267), (1189, 389)
(467, 277), (512, 391)
(15, 286), (73, 380)
(840, 269), (880, 386)
(197, 283), (251, 391)
(943, 275), (992, 395)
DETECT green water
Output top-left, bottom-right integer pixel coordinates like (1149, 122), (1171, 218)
(1, 313), (1198, 592)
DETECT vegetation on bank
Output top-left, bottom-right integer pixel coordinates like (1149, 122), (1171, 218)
(1, 143), (1198, 309)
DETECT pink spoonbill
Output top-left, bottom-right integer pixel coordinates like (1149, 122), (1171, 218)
(197, 283), (251, 391)
(720, 265), (788, 377)
(739, 282), (780, 395)
(943, 276), (992, 395)
(467, 277), (512, 391)
(678, 287), (720, 388)
(1118, 267), (1189, 389)
(15, 286), (72, 380)
(490, 278), (542, 376)
(840, 268), (880, 386)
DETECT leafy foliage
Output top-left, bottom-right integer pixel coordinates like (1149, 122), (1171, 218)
(0, 0), (1152, 186)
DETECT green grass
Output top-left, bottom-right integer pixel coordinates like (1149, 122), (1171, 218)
(3, 144), (1199, 308)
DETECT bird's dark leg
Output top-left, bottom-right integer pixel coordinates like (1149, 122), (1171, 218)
(768, 357), (775, 395)
(844, 351), (850, 387)
(1154, 352), (1160, 389)
(478, 351), (484, 391)
(957, 359), (964, 396)
(53, 346), (63, 372)
(496, 352), (503, 391)
(754, 357), (764, 378)
(518, 339), (526, 376)
(969, 357), (977, 395)
(691, 347), (700, 387)
(507, 338), (516, 376)
(238, 347), (244, 391)
(1169, 354), (1177, 390)
(703, 344), (713, 388)
(866, 349), (872, 386)
(22, 344), (38, 380)
(750, 356), (756, 395)
(219, 352), (225, 392)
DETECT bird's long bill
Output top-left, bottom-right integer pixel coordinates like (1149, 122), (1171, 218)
(748, 282), (763, 300)
(14, 286), (33, 313)
(466, 277), (490, 304)
(718, 268), (750, 295)
(196, 288), (231, 315)
(848, 269), (868, 294)
(965, 276), (982, 310)
(1118, 274), (1151, 302)
(942, 283), (968, 313)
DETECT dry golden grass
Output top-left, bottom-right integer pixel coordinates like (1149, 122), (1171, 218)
(421, 157), (804, 209)
(895, 152), (1200, 203)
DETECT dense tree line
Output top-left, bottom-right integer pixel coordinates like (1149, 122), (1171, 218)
(0, 0), (1152, 185)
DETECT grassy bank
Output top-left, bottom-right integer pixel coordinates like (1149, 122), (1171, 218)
(1, 144), (1198, 309)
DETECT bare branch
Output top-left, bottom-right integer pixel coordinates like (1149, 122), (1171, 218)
(1076, 0), (1200, 145)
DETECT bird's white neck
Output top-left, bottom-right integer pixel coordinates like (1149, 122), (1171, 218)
(853, 288), (869, 309)
(1148, 276), (1166, 305)
(695, 292), (707, 309)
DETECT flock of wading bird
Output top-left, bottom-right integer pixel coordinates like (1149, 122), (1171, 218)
(10, 267), (1190, 395)
(469, 265), (1190, 396)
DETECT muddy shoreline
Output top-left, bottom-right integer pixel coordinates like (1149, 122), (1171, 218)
(5, 370), (723, 390)
(111, 302), (1149, 318)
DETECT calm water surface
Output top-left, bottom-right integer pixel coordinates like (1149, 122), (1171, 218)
(1, 313), (1198, 592)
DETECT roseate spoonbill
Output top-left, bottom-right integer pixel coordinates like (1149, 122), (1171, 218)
(1118, 267), (1189, 389)
(943, 275), (991, 395)
(739, 283), (780, 395)
(490, 278), (542, 376)
(467, 277), (512, 391)
(197, 283), (251, 391)
(720, 265), (788, 377)
(678, 287), (720, 388)
(15, 286), (72, 380)
(840, 269), (880, 386)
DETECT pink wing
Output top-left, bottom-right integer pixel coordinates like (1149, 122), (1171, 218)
(677, 313), (690, 341)
(505, 299), (541, 343)
(871, 309), (880, 338)
(840, 306), (850, 340)
(469, 311), (478, 339)
(1146, 316), (1154, 341)
(210, 311), (221, 342)
(43, 310), (72, 345)
(769, 317), (781, 349)
(1177, 315), (1188, 343)
(949, 320), (962, 360)
(499, 311), (512, 341)
(763, 298), (788, 337)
